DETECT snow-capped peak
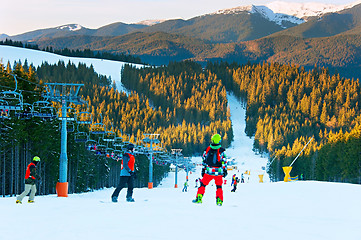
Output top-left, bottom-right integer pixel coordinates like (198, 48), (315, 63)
(212, 5), (304, 28)
(250, 5), (304, 26)
(211, 1), (361, 28)
(56, 24), (83, 31)
(266, 0), (361, 19)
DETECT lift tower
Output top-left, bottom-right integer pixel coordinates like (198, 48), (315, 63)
(44, 83), (85, 197)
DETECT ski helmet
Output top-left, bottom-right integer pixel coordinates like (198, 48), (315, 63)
(211, 134), (221, 144)
(33, 156), (41, 162)
(127, 143), (135, 151)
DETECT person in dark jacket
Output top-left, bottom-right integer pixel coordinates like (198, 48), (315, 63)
(192, 134), (227, 206)
(111, 143), (136, 202)
(16, 156), (41, 204)
(231, 177), (239, 192)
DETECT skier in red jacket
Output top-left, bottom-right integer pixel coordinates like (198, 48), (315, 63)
(16, 156), (41, 204)
(193, 134), (227, 206)
(111, 143), (136, 202)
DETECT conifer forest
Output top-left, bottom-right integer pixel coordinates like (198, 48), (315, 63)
(1, 59), (361, 197)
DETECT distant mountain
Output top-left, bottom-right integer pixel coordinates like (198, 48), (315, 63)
(269, 3), (361, 38)
(0, 34), (9, 40)
(6, 1), (361, 43)
(8, 24), (95, 41)
(7, 23), (148, 42)
(141, 6), (300, 43)
(92, 22), (148, 36)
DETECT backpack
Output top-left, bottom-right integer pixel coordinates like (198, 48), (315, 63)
(204, 147), (221, 167)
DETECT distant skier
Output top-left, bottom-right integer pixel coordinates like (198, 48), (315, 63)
(16, 156), (41, 204)
(241, 173), (244, 183)
(192, 134), (227, 206)
(195, 178), (199, 188)
(231, 177), (239, 192)
(182, 180), (189, 192)
(231, 174), (236, 186)
(111, 143), (137, 202)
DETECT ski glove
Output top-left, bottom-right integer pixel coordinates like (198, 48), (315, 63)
(223, 169), (228, 178)
(130, 171), (137, 179)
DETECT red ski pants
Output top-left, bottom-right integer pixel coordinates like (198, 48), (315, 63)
(197, 174), (223, 201)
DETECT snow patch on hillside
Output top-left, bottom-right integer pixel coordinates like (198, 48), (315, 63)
(136, 19), (166, 26)
(266, 1), (361, 18)
(56, 24), (83, 31)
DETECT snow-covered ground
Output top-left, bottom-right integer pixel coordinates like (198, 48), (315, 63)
(0, 45), (140, 92)
(1, 46), (361, 240)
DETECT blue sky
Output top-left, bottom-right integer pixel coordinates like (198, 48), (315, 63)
(1, 0), (358, 36)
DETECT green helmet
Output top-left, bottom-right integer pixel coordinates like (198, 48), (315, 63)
(211, 134), (221, 144)
(33, 156), (41, 162)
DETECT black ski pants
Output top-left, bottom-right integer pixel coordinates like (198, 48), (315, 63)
(112, 176), (134, 199)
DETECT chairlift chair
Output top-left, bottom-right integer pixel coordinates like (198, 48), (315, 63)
(0, 108), (10, 119)
(95, 144), (107, 155)
(105, 147), (115, 158)
(0, 75), (24, 111)
(74, 131), (89, 143)
(32, 100), (56, 119)
(86, 139), (97, 151)
(90, 123), (106, 134)
(77, 111), (92, 124)
(15, 103), (33, 119)
(58, 107), (76, 121)
(90, 113), (106, 134)
(113, 137), (123, 147)
(114, 149), (122, 157)
(103, 130), (116, 142)
(67, 122), (75, 132)
(0, 91), (23, 111)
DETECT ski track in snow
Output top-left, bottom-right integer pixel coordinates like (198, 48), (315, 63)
(1, 46), (361, 240)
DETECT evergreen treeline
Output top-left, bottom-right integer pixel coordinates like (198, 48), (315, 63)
(0, 39), (143, 64)
(121, 61), (233, 154)
(0, 61), (168, 197)
(207, 61), (361, 183)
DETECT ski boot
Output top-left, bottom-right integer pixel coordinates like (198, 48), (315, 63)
(111, 196), (118, 203)
(16, 200), (22, 204)
(28, 200), (35, 203)
(216, 197), (223, 206)
(126, 197), (135, 202)
(192, 194), (203, 204)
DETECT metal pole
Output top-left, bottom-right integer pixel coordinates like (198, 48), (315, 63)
(175, 153), (178, 188)
(59, 99), (68, 182)
(149, 141), (153, 189)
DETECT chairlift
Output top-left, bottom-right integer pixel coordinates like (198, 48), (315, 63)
(95, 144), (107, 155)
(32, 100), (56, 119)
(15, 103), (33, 119)
(114, 149), (122, 157)
(0, 75), (24, 111)
(103, 124), (116, 142)
(77, 111), (92, 124)
(113, 137), (123, 147)
(58, 107), (76, 121)
(0, 108), (10, 119)
(74, 125), (89, 143)
(74, 131), (89, 143)
(67, 122), (75, 133)
(90, 113), (106, 134)
(105, 147), (115, 158)
(86, 139), (97, 151)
